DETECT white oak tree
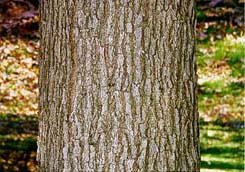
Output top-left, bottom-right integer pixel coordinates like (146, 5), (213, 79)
(38, 0), (200, 171)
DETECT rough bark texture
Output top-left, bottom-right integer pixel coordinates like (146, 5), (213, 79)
(38, 0), (200, 171)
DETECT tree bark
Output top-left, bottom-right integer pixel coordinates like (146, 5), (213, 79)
(38, 0), (200, 171)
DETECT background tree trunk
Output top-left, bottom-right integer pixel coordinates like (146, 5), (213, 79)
(38, 0), (200, 171)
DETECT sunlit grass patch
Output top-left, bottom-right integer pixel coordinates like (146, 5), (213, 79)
(199, 79), (243, 97)
(197, 35), (245, 76)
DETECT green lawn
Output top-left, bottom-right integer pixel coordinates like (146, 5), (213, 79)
(200, 125), (244, 172)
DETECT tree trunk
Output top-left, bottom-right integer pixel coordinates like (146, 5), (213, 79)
(38, 0), (200, 171)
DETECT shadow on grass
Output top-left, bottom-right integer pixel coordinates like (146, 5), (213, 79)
(0, 113), (38, 171)
(201, 146), (243, 157)
(0, 113), (38, 135)
(201, 160), (244, 170)
(0, 135), (36, 151)
(200, 123), (244, 171)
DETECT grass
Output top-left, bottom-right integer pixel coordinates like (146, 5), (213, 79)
(0, 114), (38, 171)
(197, 35), (244, 77)
(200, 125), (244, 172)
(0, 135), (36, 151)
